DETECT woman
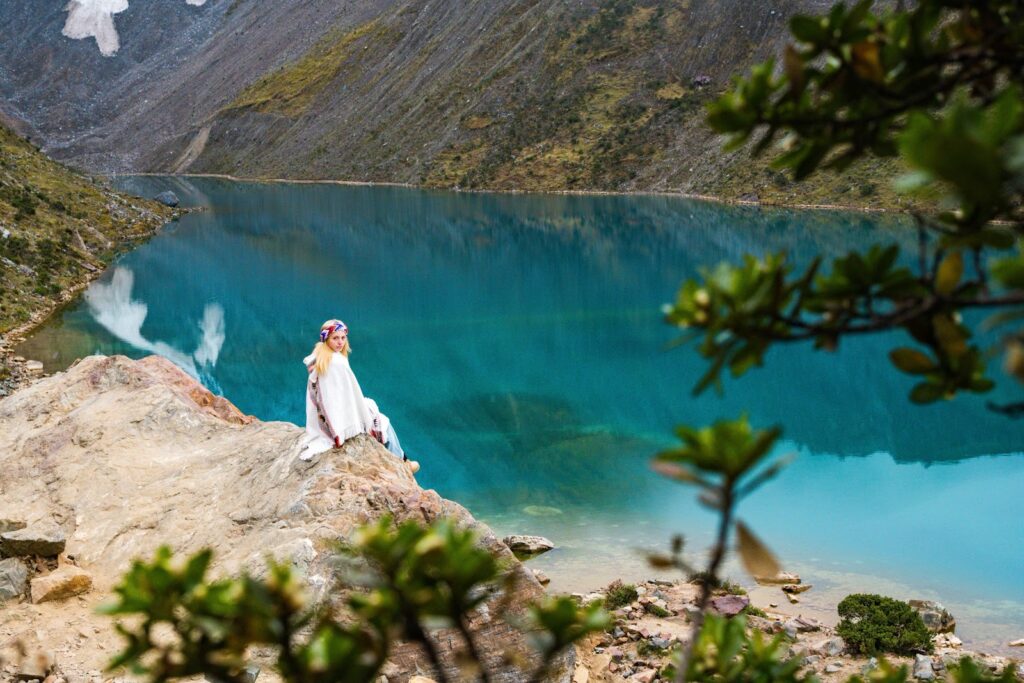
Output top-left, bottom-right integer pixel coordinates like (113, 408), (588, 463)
(299, 319), (419, 473)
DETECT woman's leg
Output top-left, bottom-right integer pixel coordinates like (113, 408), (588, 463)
(384, 423), (405, 459)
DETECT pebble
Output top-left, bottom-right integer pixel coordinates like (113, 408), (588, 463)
(825, 664), (843, 674)
(1010, 639), (1024, 647)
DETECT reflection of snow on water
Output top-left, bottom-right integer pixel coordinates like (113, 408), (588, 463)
(62, 0), (207, 57)
(85, 268), (224, 391)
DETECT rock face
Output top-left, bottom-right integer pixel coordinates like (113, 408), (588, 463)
(0, 354), (559, 681)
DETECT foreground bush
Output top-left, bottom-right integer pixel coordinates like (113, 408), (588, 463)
(837, 594), (933, 656)
(102, 517), (609, 683)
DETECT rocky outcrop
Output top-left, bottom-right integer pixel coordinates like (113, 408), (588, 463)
(0, 354), (558, 681)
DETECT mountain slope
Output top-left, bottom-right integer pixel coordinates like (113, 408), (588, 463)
(0, 125), (172, 338)
(0, 0), (916, 207)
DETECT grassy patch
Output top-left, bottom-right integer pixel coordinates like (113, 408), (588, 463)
(604, 580), (639, 610)
(227, 19), (396, 117)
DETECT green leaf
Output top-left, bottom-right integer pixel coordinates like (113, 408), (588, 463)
(935, 251), (963, 295)
(889, 348), (936, 374)
(933, 314), (969, 357)
(790, 15), (825, 43)
(910, 381), (945, 404)
(735, 521), (782, 580)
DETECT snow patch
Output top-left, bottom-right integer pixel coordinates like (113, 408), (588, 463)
(85, 268), (225, 390)
(62, 0), (208, 57)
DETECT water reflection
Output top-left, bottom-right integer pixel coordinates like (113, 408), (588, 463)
(84, 267), (225, 389)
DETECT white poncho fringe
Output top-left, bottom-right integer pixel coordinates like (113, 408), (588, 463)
(300, 351), (374, 458)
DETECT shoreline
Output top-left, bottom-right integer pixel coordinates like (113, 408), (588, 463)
(123, 171), (904, 215)
(0, 207), (187, 396)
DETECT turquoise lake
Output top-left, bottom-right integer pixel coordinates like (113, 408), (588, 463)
(18, 177), (1024, 651)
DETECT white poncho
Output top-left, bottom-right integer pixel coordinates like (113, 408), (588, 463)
(301, 351), (374, 457)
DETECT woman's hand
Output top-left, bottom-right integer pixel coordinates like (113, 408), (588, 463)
(370, 429), (384, 444)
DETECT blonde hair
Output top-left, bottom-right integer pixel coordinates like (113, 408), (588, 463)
(312, 320), (351, 376)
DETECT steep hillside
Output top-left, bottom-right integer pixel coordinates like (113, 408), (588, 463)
(0, 0), (915, 207)
(0, 126), (173, 340)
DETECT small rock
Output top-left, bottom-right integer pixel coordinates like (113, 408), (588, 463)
(782, 583), (813, 594)
(825, 664), (843, 674)
(933, 633), (963, 650)
(154, 191), (180, 207)
(710, 594), (749, 616)
(502, 535), (554, 557)
(979, 655), (1009, 674)
(1010, 639), (1024, 647)
(769, 602), (779, 608)
(14, 650), (55, 681)
(30, 565), (92, 604)
(861, 657), (878, 675)
(608, 646), (624, 661)
(809, 637), (846, 657)
(0, 557), (29, 602)
(914, 654), (935, 680)
(633, 669), (657, 683)
(786, 593), (800, 604)
(0, 525), (66, 558)
(783, 617), (820, 636)
(909, 600), (956, 634)
(24, 360), (44, 374)
(755, 571), (800, 585)
(805, 655), (821, 666)
(532, 568), (551, 586)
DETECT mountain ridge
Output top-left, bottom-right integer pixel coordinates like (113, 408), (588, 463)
(0, 0), (919, 209)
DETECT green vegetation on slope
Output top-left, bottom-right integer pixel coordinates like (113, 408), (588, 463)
(0, 126), (173, 335)
(226, 19), (401, 117)
(422, 0), (714, 192)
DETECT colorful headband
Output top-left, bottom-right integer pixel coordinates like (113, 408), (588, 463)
(319, 320), (348, 342)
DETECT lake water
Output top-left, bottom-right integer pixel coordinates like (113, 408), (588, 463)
(18, 177), (1024, 652)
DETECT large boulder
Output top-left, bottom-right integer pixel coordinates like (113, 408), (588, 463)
(503, 534), (555, 557)
(0, 557), (28, 602)
(153, 190), (180, 207)
(909, 600), (957, 634)
(0, 355), (562, 681)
